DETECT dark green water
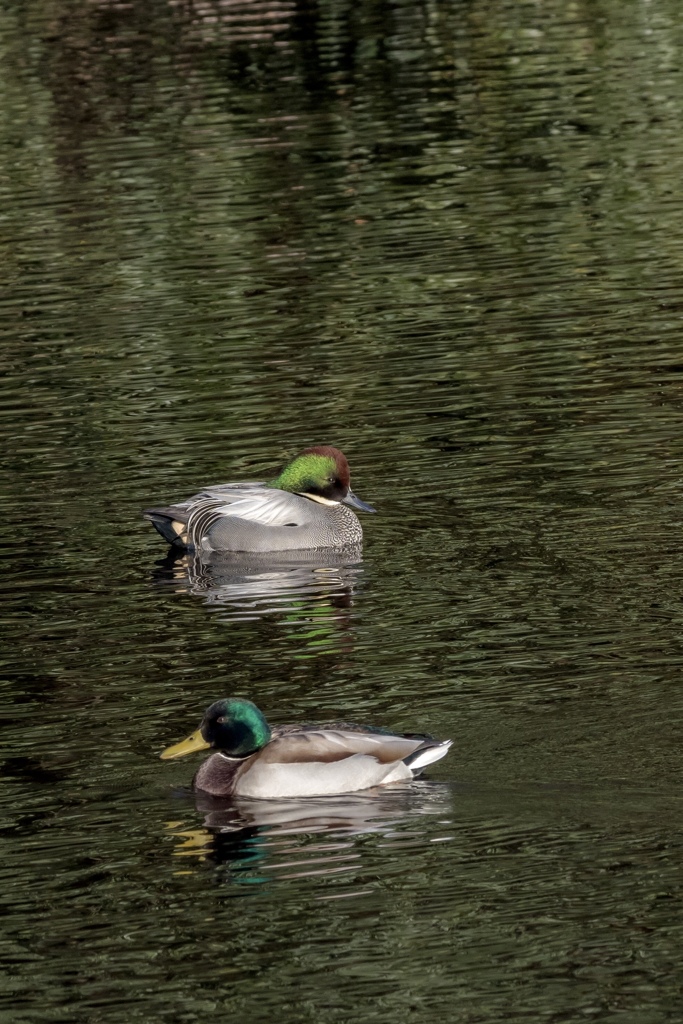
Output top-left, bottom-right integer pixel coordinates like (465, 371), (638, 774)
(3, 0), (683, 1020)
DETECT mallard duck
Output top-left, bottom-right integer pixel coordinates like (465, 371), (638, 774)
(144, 445), (375, 553)
(160, 698), (452, 799)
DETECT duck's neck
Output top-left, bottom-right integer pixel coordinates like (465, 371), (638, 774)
(193, 753), (244, 797)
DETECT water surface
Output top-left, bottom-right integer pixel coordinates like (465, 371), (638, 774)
(2, 0), (683, 1020)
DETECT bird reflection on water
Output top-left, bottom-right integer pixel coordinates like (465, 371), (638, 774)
(165, 782), (453, 888)
(152, 547), (364, 645)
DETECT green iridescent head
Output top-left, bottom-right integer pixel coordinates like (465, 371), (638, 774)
(269, 445), (375, 512)
(161, 698), (272, 760)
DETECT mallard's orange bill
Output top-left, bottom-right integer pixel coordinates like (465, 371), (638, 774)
(160, 729), (210, 760)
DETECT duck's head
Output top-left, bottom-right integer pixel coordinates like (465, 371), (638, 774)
(270, 445), (375, 513)
(160, 698), (272, 760)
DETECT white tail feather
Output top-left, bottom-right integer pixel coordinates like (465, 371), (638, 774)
(407, 740), (452, 773)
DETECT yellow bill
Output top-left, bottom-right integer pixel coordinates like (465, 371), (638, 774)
(160, 729), (210, 760)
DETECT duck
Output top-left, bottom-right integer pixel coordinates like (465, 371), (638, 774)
(160, 698), (452, 799)
(144, 445), (375, 554)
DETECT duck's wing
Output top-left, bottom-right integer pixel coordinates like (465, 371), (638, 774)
(233, 728), (451, 799)
(144, 482), (301, 548)
(185, 490), (316, 550)
(262, 728), (428, 764)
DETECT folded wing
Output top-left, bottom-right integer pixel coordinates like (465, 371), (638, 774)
(144, 484), (311, 549)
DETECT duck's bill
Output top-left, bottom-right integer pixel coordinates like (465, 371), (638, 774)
(343, 489), (376, 513)
(160, 729), (210, 760)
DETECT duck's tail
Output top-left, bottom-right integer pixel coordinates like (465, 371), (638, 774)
(403, 739), (452, 775)
(143, 507), (189, 547)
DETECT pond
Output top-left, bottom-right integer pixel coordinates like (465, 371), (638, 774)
(2, 0), (683, 1020)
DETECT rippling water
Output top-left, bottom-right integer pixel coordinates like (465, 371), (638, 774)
(3, 0), (683, 1020)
